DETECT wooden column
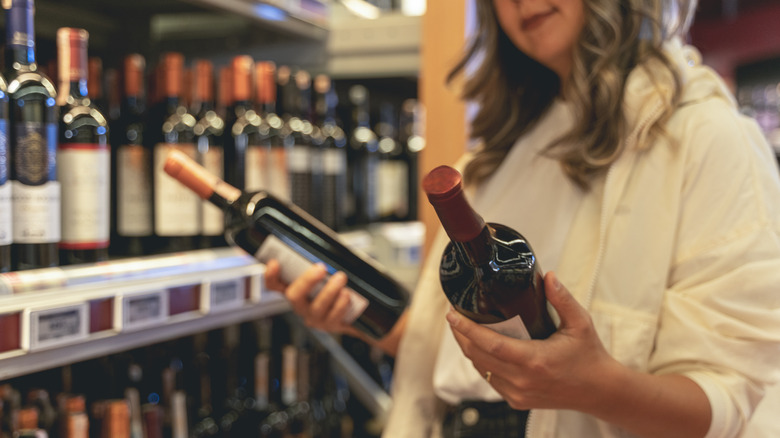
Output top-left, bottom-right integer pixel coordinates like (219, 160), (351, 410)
(418, 0), (468, 257)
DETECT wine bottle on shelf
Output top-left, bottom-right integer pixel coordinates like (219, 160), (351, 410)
(285, 70), (315, 215)
(6, 0), (60, 270)
(347, 85), (380, 227)
(56, 27), (110, 265)
(191, 59), (226, 248)
(87, 58), (106, 115)
(398, 99), (425, 221)
(255, 62), (286, 200)
(267, 66), (292, 201)
(422, 165), (556, 339)
(224, 55), (258, 192)
(0, 73), (10, 273)
(16, 406), (47, 437)
(111, 54), (153, 257)
(62, 395), (89, 438)
(163, 151), (409, 339)
(375, 101), (407, 222)
(311, 74), (347, 231)
(101, 400), (130, 438)
(149, 52), (199, 253)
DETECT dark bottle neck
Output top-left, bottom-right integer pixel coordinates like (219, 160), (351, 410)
(5, 1), (37, 70)
(454, 226), (494, 266)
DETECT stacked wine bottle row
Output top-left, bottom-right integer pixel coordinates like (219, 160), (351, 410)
(0, 0), (425, 273)
(0, 315), (360, 438)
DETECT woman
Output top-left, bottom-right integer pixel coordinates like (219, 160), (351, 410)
(266, 0), (780, 436)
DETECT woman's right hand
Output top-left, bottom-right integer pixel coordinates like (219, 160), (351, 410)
(264, 259), (362, 337)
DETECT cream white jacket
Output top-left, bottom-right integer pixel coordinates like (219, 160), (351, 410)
(383, 40), (780, 438)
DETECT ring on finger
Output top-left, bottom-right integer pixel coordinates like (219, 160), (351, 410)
(484, 371), (492, 383)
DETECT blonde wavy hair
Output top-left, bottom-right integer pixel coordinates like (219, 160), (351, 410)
(450, 0), (699, 189)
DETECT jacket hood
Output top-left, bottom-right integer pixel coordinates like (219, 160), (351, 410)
(622, 37), (737, 148)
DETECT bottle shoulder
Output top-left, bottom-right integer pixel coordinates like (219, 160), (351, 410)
(7, 71), (57, 98)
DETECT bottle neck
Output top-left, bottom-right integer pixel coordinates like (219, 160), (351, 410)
(453, 226), (494, 266)
(5, 4), (36, 70)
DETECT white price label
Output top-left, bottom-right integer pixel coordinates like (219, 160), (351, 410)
(202, 278), (246, 314)
(116, 290), (168, 332)
(24, 303), (89, 351)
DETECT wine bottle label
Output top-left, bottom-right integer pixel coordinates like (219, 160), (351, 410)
(484, 315), (532, 340)
(154, 143), (199, 236)
(11, 180), (60, 243)
(13, 122), (57, 186)
(67, 413), (89, 438)
(201, 146), (225, 236)
(377, 160), (408, 218)
(171, 391), (188, 438)
(255, 235), (369, 324)
(0, 182), (11, 246)
(58, 144), (110, 248)
(281, 345), (298, 406)
(254, 352), (270, 410)
(245, 144), (268, 192)
(117, 145), (153, 236)
(288, 145), (311, 172)
(268, 147), (290, 200)
(0, 119), (9, 246)
(321, 148), (346, 175)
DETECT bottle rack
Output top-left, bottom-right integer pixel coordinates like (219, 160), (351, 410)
(0, 248), (393, 422)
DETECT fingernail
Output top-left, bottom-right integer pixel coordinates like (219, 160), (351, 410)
(552, 274), (561, 292)
(446, 308), (460, 327)
(333, 271), (347, 284)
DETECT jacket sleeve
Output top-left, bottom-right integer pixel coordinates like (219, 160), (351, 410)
(648, 100), (780, 438)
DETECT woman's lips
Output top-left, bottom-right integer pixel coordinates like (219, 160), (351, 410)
(522, 10), (556, 31)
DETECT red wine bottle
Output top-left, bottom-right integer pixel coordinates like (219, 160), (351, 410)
(191, 59), (226, 248)
(6, 0), (60, 270)
(163, 151), (409, 339)
(422, 165), (556, 339)
(150, 52), (198, 253)
(0, 73), (10, 273)
(111, 54), (152, 257)
(56, 27), (110, 265)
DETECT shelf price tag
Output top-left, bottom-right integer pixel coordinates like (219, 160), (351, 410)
(115, 290), (169, 332)
(201, 278), (246, 314)
(23, 303), (89, 352)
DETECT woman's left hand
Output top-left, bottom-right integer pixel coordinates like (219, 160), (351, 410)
(447, 271), (623, 412)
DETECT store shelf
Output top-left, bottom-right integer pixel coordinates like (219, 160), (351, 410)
(0, 248), (394, 422)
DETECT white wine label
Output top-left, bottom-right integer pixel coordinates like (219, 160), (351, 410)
(255, 235), (368, 324)
(245, 145), (268, 192)
(24, 303), (89, 351)
(484, 315), (532, 340)
(321, 148), (346, 175)
(201, 147), (225, 236)
(11, 180), (61, 243)
(0, 183), (11, 246)
(202, 278), (245, 314)
(288, 145), (311, 172)
(117, 145), (153, 236)
(58, 145), (110, 248)
(154, 144), (199, 236)
(116, 290), (169, 332)
(268, 147), (290, 200)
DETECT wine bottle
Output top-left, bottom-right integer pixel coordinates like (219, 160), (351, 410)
(285, 70), (314, 215)
(347, 85), (379, 226)
(112, 54), (153, 257)
(87, 58), (106, 115)
(224, 55), (257, 192)
(16, 406), (47, 437)
(311, 74), (347, 231)
(149, 52), (199, 253)
(398, 99), (424, 221)
(0, 73), (10, 273)
(163, 151), (409, 339)
(375, 101), (406, 222)
(101, 400), (130, 438)
(255, 62), (285, 198)
(6, 0), (60, 270)
(56, 27), (110, 265)
(191, 59), (226, 248)
(422, 165), (556, 339)
(63, 395), (89, 438)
